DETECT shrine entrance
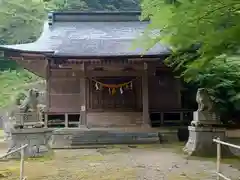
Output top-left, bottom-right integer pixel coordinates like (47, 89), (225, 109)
(88, 77), (140, 111)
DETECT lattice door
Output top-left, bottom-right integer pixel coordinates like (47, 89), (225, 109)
(89, 77), (137, 110)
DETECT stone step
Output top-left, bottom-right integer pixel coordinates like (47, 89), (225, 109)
(70, 132), (158, 137)
(70, 132), (160, 146)
(51, 130), (161, 148)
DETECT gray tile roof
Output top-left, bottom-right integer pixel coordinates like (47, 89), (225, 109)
(0, 12), (171, 57)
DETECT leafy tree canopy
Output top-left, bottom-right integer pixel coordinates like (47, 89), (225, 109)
(140, 0), (240, 72)
(45, 0), (139, 11)
(0, 0), (46, 44)
(140, 0), (240, 121)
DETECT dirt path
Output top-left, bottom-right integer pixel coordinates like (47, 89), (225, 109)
(0, 145), (239, 180)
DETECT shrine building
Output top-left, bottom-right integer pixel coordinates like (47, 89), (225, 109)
(0, 11), (192, 129)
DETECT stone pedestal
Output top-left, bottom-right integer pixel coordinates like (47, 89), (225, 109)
(7, 128), (53, 158)
(191, 111), (221, 126)
(183, 126), (232, 156)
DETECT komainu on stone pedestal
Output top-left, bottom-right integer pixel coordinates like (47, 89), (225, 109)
(9, 88), (45, 129)
(196, 88), (213, 112)
(184, 88), (232, 157)
(191, 88), (221, 127)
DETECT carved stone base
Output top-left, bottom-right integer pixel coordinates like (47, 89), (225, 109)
(7, 128), (53, 158)
(191, 111), (221, 127)
(141, 123), (151, 128)
(183, 126), (233, 157)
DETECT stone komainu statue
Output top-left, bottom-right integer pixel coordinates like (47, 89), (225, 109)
(196, 88), (213, 112)
(19, 88), (40, 113)
(10, 88), (45, 128)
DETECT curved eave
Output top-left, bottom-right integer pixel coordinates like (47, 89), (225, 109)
(0, 44), (54, 59)
(47, 53), (171, 59)
(0, 43), (172, 61)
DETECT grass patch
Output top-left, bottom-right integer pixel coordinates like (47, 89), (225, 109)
(97, 146), (130, 155)
(0, 69), (41, 108)
(188, 155), (240, 169)
(0, 130), (4, 138)
(79, 154), (105, 161)
(77, 167), (136, 180)
(0, 167), (19, 178)
(166, 171), (210, 180)
(27, 151), (55, 162)
(132, 142), (185, 150)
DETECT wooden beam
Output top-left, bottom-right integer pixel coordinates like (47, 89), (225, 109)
(9, 56), (23, 61)
(86, 70), (144, 77)
(128, 57), (161, 62)
(21, 53), (46, 58)
(86, 63), (144, 71)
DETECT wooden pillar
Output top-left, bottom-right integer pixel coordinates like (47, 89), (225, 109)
(44, 113), (48, 128)
(64, 113), (68, 128)
(142, 63), (150, 126)
(45, 59), (50, 128)
(176, 78), (182, 108)
(80, 63), (87, 127)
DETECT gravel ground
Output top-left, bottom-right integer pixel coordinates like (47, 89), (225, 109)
(0, 145), (239, 180)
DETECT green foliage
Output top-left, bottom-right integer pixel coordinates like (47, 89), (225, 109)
(0, 0), (46, 44)
(0, 70), (40, 108)
(0, 58), (18, 70)
(141, 0), (240, 62)
(45, 0), (140, 11)
(140, 0), (240, 73)
(140, 0), (240, 121)
(44, 0), (88, 11)
(189, 57), (240, 114)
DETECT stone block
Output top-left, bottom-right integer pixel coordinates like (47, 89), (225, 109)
(7, 128), (53, 158)
(183, 126), (233, 157)
(191, 111), (221, 126)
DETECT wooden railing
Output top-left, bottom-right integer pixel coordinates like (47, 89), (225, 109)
(150, 109), (193, 126)
(0, 144), (28, 180)
(213, 138), (240, 180)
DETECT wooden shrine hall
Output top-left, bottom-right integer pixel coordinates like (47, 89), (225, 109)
(0, 11), (192, 129)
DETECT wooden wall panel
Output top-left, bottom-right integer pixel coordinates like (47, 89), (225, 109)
(50, 79), (80, 94)
(16, 59), (47, 78)
(87, 112), (142, 127)
(148, 73), (181, 110)
(49, 94), (81, 113)
(50, 69), (83, 78)
(48, 70), (82, 113)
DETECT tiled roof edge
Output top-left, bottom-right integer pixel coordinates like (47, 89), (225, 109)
(47, 11), (147, 25)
